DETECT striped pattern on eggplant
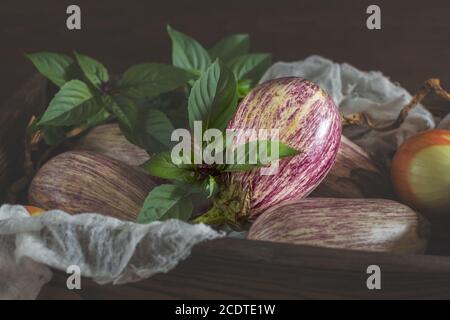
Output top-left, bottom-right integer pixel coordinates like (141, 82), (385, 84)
(228, 77), (341, 218)
(248, 198), (429, 253)
(28, 151), (157, 220)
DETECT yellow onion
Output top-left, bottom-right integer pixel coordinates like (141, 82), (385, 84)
(391, 129), (450, 218)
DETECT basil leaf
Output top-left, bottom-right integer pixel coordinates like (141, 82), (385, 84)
(74, 52), (109, 88)
(237, 79), (252, 99)
(137, 184), (193, 223)
(118, 63), (194, 98)
(136, 108), (175, 150)
(167, 25), (211, 74)
(209, 34), (250, 62)
(142, 152), (193, 182)
(188, 60), (238, 132)
(228, 53), (271, 83)
(84, 108), (111, 127)
(224, 140), (299, 172)
(110, 94), (138, 130)
(38, 80), (98, 126)
(42, 126), (66, 145)
(113, 96), (175, 153)
(26, 52), (79, 87)
(204, 175), (219, 198)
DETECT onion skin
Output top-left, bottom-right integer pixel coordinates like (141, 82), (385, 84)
(391, 129), (450, 218)
(228, 77), (341, 219)
(74, 123), (149, 166)
(28, 151), (156, 221)
(311, 135), (392, 198)
(248, 198), (429, 253)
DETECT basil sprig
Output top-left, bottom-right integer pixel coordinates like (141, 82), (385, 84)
(27, 51), (194, 148)
(138, 61), (298, 225)
(28, 26), (277, 226)
(167, 25), (271, 97)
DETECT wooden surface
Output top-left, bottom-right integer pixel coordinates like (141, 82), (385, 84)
(38, 238), (450, 299)
(1, 0), (450, 299)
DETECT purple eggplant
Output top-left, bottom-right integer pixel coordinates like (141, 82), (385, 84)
(228, 77), (341, 219)
(28, 150), (156, 220)
(248, 198), (429, 253)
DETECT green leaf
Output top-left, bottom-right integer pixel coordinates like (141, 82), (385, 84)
(137, 184), (193, 223)
(42, 126), (66, 145)
(74, 52), (109, 88)
(209, 34), (250, 62)
(237, 79), (252, 99)
(132, 108), (175, 152)
(188, 60), (238, 132)
(167, 25), (211, 74)
(224, 140), (299, 172)
(26, 52), (79, 87)
(137, 108), (176, 149)
(228, 53), (272, 83)
(204, 175), (220, 198)
(110, 94), (138, 130)
(118, 63), (194, 98)
(38, 80), (98, 126)
(142, 152), (193, 182)
(113, 95), (176, 153)
(84, 108), (111, 127)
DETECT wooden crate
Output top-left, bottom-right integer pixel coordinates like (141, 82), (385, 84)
(2, 77), (450, 299)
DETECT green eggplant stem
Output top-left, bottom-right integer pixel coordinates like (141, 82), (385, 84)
(192, 181), (252, 227)
(192, 207), (232, 225)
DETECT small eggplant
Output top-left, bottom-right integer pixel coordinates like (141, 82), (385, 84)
(311, 136), (392, 198)
(228, 77), (341, 218)
(28, 150), (156, 220)
(248, 198), (429, 253)
(74, 123), (149, 166)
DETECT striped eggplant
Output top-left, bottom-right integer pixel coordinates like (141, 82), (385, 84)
(228, 77), (341, 219)
(74, 123), (150, 166)
(28, 151), (156, 220)
(311, 135), (392, 198)
(248, 198), (429, 253)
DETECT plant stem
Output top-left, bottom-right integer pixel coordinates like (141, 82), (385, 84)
(342, 78), (450, 131)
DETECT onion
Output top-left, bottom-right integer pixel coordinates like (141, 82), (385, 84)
(248, 198), (429, 253)
(228, 77), (341, 219)
(391, 129), (450, 218)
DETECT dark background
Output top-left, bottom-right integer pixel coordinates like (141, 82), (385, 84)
(1, 0), (450, 108)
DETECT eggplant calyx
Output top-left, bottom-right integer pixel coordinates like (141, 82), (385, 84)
(192, 183), (252, 228)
